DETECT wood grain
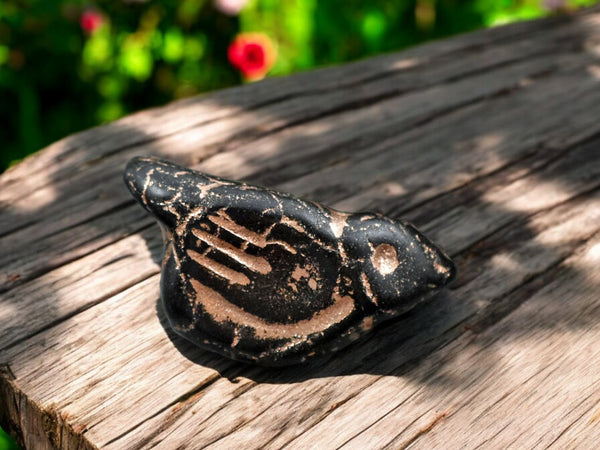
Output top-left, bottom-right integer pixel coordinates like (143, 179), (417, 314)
(1, 5), (600, 449)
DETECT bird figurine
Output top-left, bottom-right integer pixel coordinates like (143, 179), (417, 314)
(124, 156), (456, 366)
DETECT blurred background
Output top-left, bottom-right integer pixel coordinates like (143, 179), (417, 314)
(0, 0), (599, 173)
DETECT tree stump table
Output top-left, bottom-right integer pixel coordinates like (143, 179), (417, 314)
(2, 6), (600, 449)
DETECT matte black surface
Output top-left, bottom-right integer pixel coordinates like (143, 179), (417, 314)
(124, 156), (456, 366)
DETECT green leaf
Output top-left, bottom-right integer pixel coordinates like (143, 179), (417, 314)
(118, 42), (153, 81)
(98, 75), (124, 99)
(96, 100), (125, 122)
(162, 28), (185, 63)
(177, 0), (206, 26)
(183, 35), (205, 61)
(82, 28), (113, 71)
(0, 426), (20, 450)
(362, 9), (387, 48)
(0, 46), (9, 65)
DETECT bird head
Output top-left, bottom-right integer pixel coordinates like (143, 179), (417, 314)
(123, 156), (196, 230)
(342, 214), (456, 311)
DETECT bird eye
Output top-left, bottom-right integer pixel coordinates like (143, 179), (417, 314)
(370, 243), (399, 276)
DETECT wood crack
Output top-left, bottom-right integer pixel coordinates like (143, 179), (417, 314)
(0, 217), (154, 295)
(102, 374), (222, 449)
(237, 54), (566, 187)
(395, 411), (449, 450)
(0, 270), (159, 353)
(543, 392), (600, 449)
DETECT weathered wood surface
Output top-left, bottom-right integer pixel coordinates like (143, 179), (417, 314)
(2, 5), (600, 449)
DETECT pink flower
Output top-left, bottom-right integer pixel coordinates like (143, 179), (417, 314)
(228, 33), (276, 81)
(214, 0), (248, 16)
(80, 10), (104, 34)
(542, 0), (566, 11)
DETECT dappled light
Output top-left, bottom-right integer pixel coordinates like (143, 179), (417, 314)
(390, 58), (422, 70)
(587, 241), (600, 261)
(588, 63), (600, 76)
(484, 179), (573, 212)
(3, 0), (600, 171)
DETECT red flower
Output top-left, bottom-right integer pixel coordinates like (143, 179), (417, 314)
(80, 10), (103, 34)
(228, 33), (276, 81)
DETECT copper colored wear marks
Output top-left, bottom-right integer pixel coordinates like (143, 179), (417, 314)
(191, 226), (272, 275)
(292, 266), (311, 281)
(124, 156), (457, 366)
(187, 249), (251, 286)
(189, 279), (355, 341)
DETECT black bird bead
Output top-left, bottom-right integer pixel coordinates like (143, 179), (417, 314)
(124, 156), (456, 366)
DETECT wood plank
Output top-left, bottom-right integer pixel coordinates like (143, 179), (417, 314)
(1, 277), (238, 450)
(0, 229), (161, 351)
(382, 233), (600, 449)
(3, 149), (599, 448)
(1, 5), (600, 449)
(119, 191), (598, 450)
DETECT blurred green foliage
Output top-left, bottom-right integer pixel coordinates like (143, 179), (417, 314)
(0, 426), (19, 450)
(0, 0), (598, 171)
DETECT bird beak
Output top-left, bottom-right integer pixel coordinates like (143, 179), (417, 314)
(123, 156), (183, 229)
(405, 223), (456, 287)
